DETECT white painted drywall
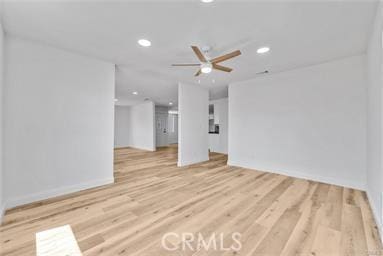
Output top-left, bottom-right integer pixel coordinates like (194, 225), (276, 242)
(0, 5), (4, 222)
(178, 83), (209, 166)
(209, 98), (228, 154)
(4, 36), (115, 208)
(114, 105), (131, 148)
(129, 101), (155, 151)
(113, 102), (155, 151)
(367, 2), (383, 240)
(229, 55), (367, 190)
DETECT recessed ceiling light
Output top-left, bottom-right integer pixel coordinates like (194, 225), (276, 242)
(169, 102), (173, 105)
(257, 47), (270, 54)
(201, 0), (214, 3)
(212, 79), (215, 83)
(114, 98), (118, 102)
(138, 39), (151, 47)
(201, 63), (213, 74)
(132, 91), (138, 95)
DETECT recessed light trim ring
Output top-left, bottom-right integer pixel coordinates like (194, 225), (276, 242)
(138, 39), (151, 47)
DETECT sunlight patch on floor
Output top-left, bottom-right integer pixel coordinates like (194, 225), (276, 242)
(36, 225), (82, 256)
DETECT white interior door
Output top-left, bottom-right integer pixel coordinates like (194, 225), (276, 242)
(156, 113), (168, 147)
(168, 114), (178, 144)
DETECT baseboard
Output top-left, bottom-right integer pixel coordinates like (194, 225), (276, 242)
(114, 146), (131, 150)
(114, 146), (155, 151)
(0, 202), (5, 225)
(227, 160), (365, 191)
(130, 145), (156, 152)
(210, 149), (228, 155)
(178, 157), (210, 167)
(5, 177), (114, 210)
(366, 190), (383, 243)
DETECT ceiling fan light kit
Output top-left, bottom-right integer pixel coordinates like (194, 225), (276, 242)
(201, 63), (213, 74)
(172, 45), (241, 76)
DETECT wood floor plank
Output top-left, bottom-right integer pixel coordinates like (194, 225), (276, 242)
(0, 145), (381, 256)
(311, 225), (341, 256)
(354, 191), (382, 254)
(340, 204), (369, 256)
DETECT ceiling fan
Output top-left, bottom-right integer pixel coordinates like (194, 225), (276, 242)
(172, 46), (241, 76)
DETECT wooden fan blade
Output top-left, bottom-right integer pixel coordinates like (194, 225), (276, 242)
(172, 64), (200, 66)
(210, 50), (241, 64)
(191, 46), (207, 62)
(213, 63), (232, 72)
(195, 69), (202, 76)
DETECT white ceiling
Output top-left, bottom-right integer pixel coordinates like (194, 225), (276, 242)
(1, 0), (377, 106)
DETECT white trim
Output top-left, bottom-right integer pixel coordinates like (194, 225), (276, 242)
(227, 161), (365, 191)
(5, 177), (114, 210)
(178, 157), (209, 167)
(0, 202), (5, 224)
(114, 146), (155, 151)
(114, 146), (131, 149)
(366, 190), (383, 244)
(130, 145), (156, 152)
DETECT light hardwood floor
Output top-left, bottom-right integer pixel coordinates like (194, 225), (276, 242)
(1, 145), (382, 255)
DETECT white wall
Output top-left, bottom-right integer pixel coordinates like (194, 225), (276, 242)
(0, 5), (4, 221)
(209, 98), (228, 154)
(178, 83), (208, 166)
(229, 55), (367, 190)
(113, 101), (155, 151)
(367, 2), (383, 239)
(129, 101), (155, 151)
(114, 105), (130, 148)
(4, 36), (115, 208)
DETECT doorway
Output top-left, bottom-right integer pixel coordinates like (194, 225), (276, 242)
(155, 107), (169, 147)
(168, 112), (178, 144)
